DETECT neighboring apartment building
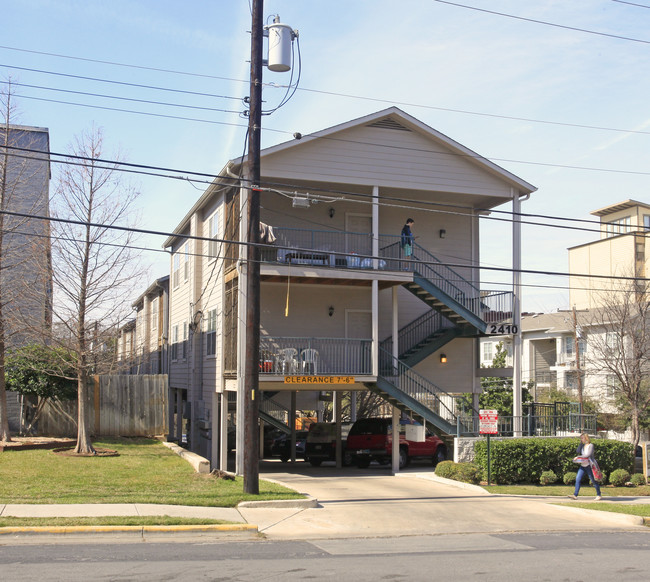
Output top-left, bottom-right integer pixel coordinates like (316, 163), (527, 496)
(163, 107), (536, 469)
(480, 312), (589, 402)
(0, 124), (52, 346)
(117, 276), (169, 375)
(569, 199), (650, 310)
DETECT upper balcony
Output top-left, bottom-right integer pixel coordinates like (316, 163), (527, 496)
(259, 226), (513, 328)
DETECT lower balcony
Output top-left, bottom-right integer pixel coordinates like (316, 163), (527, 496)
(259, 337), (372, 377)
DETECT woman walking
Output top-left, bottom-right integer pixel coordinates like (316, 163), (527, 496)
(571, 433), (602, 500)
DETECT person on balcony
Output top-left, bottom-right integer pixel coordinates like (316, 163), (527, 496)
(401, 218), (415, 269)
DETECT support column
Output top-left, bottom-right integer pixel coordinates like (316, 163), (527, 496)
(512, 190), (523, 436)
(392, 405), (400, 473)
(392, 286), (399, 373)
(372, 280), (379, 377)
(335, 391), (342, 469)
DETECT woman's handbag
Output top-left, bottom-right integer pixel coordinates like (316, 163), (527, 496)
(589, 458), (603, 481)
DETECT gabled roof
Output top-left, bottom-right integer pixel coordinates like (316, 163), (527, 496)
(232, 107), (537, 194)
(165, 107), (537, 247)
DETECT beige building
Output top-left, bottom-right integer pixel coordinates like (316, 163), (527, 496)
(162, 108), (536, 469)
(569, 200), (650, 310)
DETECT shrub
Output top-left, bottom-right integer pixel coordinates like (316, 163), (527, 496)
(540, 470), (558, 485)
(563, 472), (577, 485)
(474, 437), (634, 485)
(609, 469), (631, 487)
(630, 473), (647, 487)
(434, 461), (482, 484)
(456, 463), (483, 484)
(434, 461), (456, 480)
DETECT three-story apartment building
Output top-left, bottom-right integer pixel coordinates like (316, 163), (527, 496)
(163, 108), (536, 469)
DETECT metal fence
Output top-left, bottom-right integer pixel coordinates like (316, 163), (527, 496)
(259, 337), (372, 376)
(457, 413), (597, 437)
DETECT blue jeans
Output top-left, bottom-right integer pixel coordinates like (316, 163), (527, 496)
(575, 464), (601, 496)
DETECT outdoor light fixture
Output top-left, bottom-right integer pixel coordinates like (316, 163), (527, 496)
(440, 353), (447, 364)
(328, 306), (334, 317)
(329, 207), (335, 218)
(439, 229), (446, 239)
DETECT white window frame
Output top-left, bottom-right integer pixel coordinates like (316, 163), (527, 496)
(208, 212), (220, 260)
(172, 253), (181, 288)
(206, 309), (217, 356)
(183, 243), (190, 282)
(171, 325), (179, 361)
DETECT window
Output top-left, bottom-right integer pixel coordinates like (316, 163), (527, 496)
(563, 336), (586, 363)
(206, 309), (217, 356)
(208, 212), (220, 259)
(482, 342), (494, 363)
(644, 214), (650, 231)
(182, 322), (188, 360)
(173, 253), (181, 288)
(183, 243), (190, 282)
(606, 375), (619, 398)
(151, 297), (158, 334)
(171, 325), (179, 361)
(605, 216), (631, 237)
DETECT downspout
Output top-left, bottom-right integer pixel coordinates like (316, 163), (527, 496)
(512, 190), (529, 436)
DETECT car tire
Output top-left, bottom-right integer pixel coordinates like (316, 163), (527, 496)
(356, 457), (371, 469)
(433, 446), (447, 466)
(343, 452), (353, 467)
(280, 455), (289, 463)
(399, 446), (409, 469)
(309, 459), (323, 467)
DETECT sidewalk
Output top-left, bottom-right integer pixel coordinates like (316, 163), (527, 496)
(1, 472), (647, 539)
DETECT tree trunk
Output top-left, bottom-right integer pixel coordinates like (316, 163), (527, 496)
(0, 307), (11, 442)
(74, 368), (95, 454)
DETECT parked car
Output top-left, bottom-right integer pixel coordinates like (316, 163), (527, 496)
(346, 417), (446, 469)
(305, 422), (353, 467)
(271, 431), (309, 463)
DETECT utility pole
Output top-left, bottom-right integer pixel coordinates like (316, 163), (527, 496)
(243, 0), (264, 494)
(572, 306), (584, 412)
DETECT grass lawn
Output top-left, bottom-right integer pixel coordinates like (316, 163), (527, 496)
(0, 437), (302, 507)
(0, 516), (232, 527)
(482, 484), (650, 497)
(559, 502), (650, 519)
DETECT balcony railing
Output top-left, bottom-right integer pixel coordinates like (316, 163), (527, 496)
(379, 309), (456, 356)
(259, 337), (372, 376)
(457, 413), (597, 437)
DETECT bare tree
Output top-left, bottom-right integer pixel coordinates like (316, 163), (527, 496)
(48, 127), (142, 454)
(0, 79), (51, 442)
(585, 276), (650, 450)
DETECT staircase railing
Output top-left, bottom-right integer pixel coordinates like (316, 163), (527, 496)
(380, 309), (456, 356)
(380, 239), (513, 324)
(378, 348), (464, 427)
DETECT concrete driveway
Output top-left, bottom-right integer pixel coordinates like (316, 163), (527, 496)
(238, 460), (644, 539)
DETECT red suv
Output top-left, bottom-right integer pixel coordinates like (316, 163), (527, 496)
(346, 417), (446, 469)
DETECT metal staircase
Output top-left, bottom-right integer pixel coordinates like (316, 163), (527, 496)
(369, 243), (511, 436)
(366, 349), (469, 436)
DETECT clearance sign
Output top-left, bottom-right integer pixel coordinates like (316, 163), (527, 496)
(284, 376), (355, 385)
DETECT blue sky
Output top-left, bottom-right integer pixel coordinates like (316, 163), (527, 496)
(3, 0), (649, 312)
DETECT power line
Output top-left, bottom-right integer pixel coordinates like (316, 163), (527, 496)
(4, 50), (650, 137)
(2, 208), (648, 284)
(10, 81), (243, 115)
(0, 63), (244, 101)
(611, 0), (650, 9)
(432, 0), (650, 45)
(4, 145), (650, 242)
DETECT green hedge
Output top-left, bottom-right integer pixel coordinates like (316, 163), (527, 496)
(473, 437), (633, 485)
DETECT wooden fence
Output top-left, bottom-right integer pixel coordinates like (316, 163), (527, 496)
(35, 374), (168, 438)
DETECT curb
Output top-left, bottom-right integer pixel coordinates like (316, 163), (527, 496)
(0, 524), (258, 537)
(546, 503), (645, 527)
(162, 442), (210, 474)
(397, 472), (490, 495)
(238, 495), (318, 509)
